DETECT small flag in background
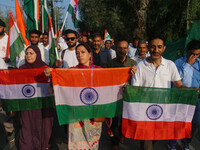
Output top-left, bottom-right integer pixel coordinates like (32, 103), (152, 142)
(23, 0), (38, 38)
(6, 12), (25, 67)
(15, 0), (29, 46)
(122, 85), (198, 140)
(67, 0), (78, 28)
(41, 0), (48, 32)
(104, 29), (111, 40)
(52, 67), (131, 125)
(48, 17), (58, 67)
(0, 68), (54, 111)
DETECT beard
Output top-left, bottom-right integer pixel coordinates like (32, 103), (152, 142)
(117, 51), (127, 60)
(0, 30), (4, 36)
(68, 43), (76, 48)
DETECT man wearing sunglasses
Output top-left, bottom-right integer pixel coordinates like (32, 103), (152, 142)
(61, 29), (78, 68)
(168, 40), (200, 150)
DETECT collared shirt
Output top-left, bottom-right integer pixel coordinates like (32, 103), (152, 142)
(107, 56), (136, 68)
(0, 34), (8, 58)
(131, 57), (181, 88)
(0, 57), (8, 69)
(62, 48), (78, 68)
(93, 48), (112, 68)
(131, 55), (144, 64)
(175, 56), (200, 88)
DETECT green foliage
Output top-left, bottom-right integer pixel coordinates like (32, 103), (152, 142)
(79, 0), (138, 42)
(79, 0), (200, 42)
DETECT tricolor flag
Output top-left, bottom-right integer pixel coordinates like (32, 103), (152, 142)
(6, 12), (25, 67)
(41, 0), (48, 32)
(104, 29), (111, 40)
(67, 0), (78, 28)
(122, 85), (198, 140)
(48, 17), (58, 67)
(52, 68), (131, 125)
(24, 0), (39, 38)
(0, 68), (54, 111)
(15, 0), (29, 46)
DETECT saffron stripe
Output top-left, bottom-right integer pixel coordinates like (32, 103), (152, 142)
(122, 119), (191, 140)
(0, 68), (48, 84)
(52, 68), (131, 87)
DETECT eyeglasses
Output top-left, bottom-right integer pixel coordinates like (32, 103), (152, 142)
(66, 37), (76, 41)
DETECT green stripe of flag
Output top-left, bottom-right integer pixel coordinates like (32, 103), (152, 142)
(56, 99), (123, 125)
(1, 96), (55, 111)
(123, 85), (198, 105)
(67, 4), (78, 28)
(10, 34), (25, 67)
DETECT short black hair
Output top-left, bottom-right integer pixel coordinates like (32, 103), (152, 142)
(42, 32), (48, 36)
(93, 33), (102, 40)
(0, 19), (6, 27)
(148, 35), (166, 46)
(187, 40), (200, 51)
(133, 36), (140, 42)
(29, 29), (40, 37)
(63, 29), (77, 38)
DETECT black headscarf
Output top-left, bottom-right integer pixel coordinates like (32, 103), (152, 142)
(19, 45), (47, 69)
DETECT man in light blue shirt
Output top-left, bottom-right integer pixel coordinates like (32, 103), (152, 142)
(168, 40), (200, 150)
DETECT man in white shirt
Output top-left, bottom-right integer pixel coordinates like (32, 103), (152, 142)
(104, 38), (116, 59)
(61, 29), (78, 68)
(0, 57), (7, 69)
(42, 32), (50, 65)
(17, 29), (45, 67)
(0, 19), (9, 64)
(127, 37), (140, 58)
(131, 40), (149, 64)
(131, 35), (186, 150)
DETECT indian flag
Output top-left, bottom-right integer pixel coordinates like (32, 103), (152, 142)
(15, 0), (29, 46)
(0, 68), (54, 111)
(52, 67), (131, 125)
(67, 0), (78, 28)
(122, 85), (198, 140)
(41, 0), (48, 32)
(104, 29), (111, 40)
(49, 17), (58, 67)
(6, 12), (25, 67)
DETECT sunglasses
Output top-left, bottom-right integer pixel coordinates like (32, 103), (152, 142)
(66, 37), (76, 41)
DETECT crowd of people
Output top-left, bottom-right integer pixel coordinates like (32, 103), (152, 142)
(0, 17), (200, 150)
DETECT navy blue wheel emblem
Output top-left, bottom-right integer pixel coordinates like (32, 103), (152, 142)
(22, 85), (36, 98)
(80, 87), (98, 105)
(146, 104), (163, 120)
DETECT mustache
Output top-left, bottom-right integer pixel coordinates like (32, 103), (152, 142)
(152, 52), (161, 55)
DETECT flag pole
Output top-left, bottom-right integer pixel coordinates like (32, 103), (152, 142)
(61, 11), (68, 31)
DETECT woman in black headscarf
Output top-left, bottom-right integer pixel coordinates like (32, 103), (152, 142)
(19, 45), (53, 150)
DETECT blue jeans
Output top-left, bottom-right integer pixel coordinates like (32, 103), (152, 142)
(169, 98), (200, 147)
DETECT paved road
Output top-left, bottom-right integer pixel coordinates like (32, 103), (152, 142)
(3, 123), (200, 150)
